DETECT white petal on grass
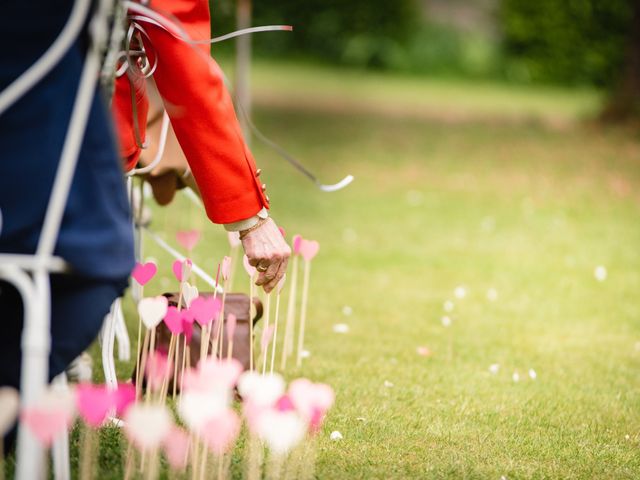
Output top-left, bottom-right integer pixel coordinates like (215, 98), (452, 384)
(333, 323), (349, 334)
(625, 434), (630, 440)
(330, 431), (343, 441)
(443, 300), (454, 312)
(356, 417), (366, 422)
(594, 265), (607, 282)
(383, 380), (394, 388)
(487, 288), (498, 302)
(528, 368), (537, 380)
(512, 372), (520, 383)
(454, 286), (467, 299)
(489, 363), (500, 375)
(342, 305), (353, 316)
(300, 350), (311, 359)
(441, 316), (452, 328)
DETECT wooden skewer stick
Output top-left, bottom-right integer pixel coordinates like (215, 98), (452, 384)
(249, 272), (255, 371)
(296, 259), (312, 368)
(261, 292), (271, 375)
(281, 254), (299, 370)
(269, 290), (282, 375)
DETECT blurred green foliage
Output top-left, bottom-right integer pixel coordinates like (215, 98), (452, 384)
(211, 0), (634, 86)
(212, 0), (420, 69)
(500, 0), (634, 86)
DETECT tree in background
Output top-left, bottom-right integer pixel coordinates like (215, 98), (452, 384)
(601, 0), (640, 121)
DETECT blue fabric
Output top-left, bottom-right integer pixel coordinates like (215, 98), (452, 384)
(0, 0), (135, 280)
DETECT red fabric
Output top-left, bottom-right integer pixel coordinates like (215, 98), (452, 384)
(112, 0), (268, 224)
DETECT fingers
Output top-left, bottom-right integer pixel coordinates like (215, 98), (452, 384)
(241, 218), (291, 293)
(263, 254), (289, 293)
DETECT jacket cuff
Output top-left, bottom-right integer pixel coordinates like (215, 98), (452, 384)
(223, 207), (269, 231)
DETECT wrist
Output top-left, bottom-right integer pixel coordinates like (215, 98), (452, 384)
(223, 207), (269, 232)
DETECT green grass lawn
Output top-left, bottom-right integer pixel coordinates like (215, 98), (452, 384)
(90, 61), (639, 478)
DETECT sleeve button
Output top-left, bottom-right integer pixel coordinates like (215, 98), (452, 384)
(256, 168), (262, 176)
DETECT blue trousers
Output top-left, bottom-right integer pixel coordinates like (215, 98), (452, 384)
(0, 275), (127, 389)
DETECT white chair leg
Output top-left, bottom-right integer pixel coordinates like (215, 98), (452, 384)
(51, 373), (70, 480)
(8, 268), (49, 480)
(114, 298), (131, 362)
(101, 300), (119, 389)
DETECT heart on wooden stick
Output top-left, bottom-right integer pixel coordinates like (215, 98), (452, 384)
(138, 296), (169, 329)
(176, 230), (201, 251)
(124, 404), (173, 451)
(189, 296), (222, 327)
(299, 240), (320, 262)
(132, 262), (157, 286)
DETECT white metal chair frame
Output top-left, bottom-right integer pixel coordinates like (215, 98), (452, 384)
(0, 0), (112, 478)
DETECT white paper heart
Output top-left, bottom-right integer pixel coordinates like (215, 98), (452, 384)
(138, 296), (168, 329)
(237, 372), (285, 407)
(182, 283), (199, 308)
(257, 410), (307, 454)
(124, 404), (172, 450)
(0, 387), (19, 435)
(178, 390), (228, 432)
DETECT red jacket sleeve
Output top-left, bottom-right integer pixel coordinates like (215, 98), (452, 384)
(113, 72), (149, 172)
(140, 0), (269, 224)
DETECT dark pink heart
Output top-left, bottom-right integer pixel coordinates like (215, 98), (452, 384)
(172, 259), (192, 282)
(132, 262), (157, 286)
(189, 296), (222, 327)
(113, 383), (136, 417)
(176, 230), (201, 251)
(164, 306), (183, 335)
(76, 383), (113, 428)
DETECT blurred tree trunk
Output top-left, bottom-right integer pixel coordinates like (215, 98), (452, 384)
(601, 0), (640, 122)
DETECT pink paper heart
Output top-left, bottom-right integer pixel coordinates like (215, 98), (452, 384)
(227, 231), (241, 248)
(288, 379), (334, 432)
(221, 256), (232, 281)
(261, 324), (275, 352)
(113, 383), (136, 417)
(186, 358), (243, 392)
(172, 259), (192, 282)
(21, 408), (73, 447)
(201, 409), (240, 455)
(225, 313), (237, 340)
(146, 352), (173, 391)
(299, 239), (319, 262)
(163, 426), (191, 470)
(242, 255), (256, 277)
(292, 235), (303, 255)
(182, 319), (194, 343)
(164, 306), (183, 335)
(76, 383), (113, 428)
(189, 296), (222, 327)
(132, 262), (157, 286)
(176, 230), (201, 251)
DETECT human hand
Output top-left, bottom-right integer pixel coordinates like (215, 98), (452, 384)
(240, 218), (291, 293)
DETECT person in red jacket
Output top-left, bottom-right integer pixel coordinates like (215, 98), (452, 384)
(113, 0), (289, 292)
